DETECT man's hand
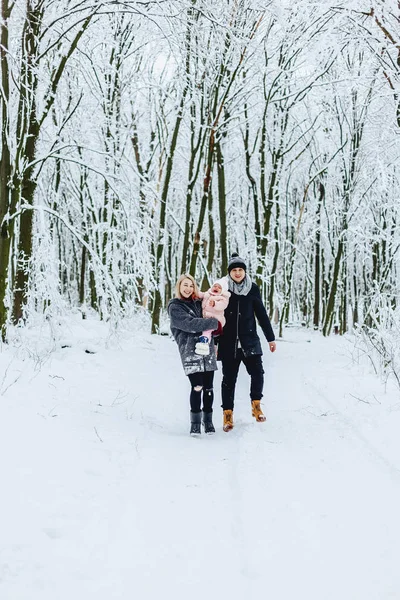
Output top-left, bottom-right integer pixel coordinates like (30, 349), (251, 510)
(269, 341), (276, 353)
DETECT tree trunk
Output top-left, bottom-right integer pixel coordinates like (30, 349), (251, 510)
(340, 256), (347, 335)
(12, 6), (93, 322)
(243, 99), (260, 265)
(268, 200), (280, 316)
(323, 238), (344, 337)
(189, 131), (215, 276)
(180, 102), (206, 274)
(151, 80), (189, 333)
(202, 187), (215, 290)
(313, 182), (324, 329)
(0, 0), (12, 339)
(216, 140), (227, 274)
(79, 245), (87, 307)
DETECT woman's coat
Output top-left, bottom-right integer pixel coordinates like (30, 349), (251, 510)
(168, 298), (219, 375)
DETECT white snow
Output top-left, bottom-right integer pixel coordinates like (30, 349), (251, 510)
(1, 316), (400, 600)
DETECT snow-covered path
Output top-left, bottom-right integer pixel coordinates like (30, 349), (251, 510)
(1, 321), (400, 599)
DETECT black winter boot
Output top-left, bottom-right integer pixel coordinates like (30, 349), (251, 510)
(190, 411), (201, 435)
(202, 410), (215, 434)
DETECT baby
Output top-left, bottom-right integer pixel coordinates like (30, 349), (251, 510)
(195, 278), (231, 356)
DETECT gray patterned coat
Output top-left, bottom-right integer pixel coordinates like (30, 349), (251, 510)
(168, 298), (219, 375)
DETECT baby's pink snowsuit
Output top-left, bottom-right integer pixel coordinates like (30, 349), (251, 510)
(200, 278), (231, 339)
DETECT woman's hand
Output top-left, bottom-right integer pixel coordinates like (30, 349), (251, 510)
(269, 341), (276, 353)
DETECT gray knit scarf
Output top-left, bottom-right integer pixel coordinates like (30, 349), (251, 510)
(228, 274), (252, 296)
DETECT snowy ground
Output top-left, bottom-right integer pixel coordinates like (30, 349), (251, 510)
(1, 314), (400, 600)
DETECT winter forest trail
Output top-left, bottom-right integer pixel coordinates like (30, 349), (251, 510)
(1, 322), (400, 600)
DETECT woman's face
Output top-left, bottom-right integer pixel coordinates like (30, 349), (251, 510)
(180, 278), (194, 299)
(230, 268), (245, 283)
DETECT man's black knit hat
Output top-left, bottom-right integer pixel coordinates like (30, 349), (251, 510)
(228, 252), (247, 273)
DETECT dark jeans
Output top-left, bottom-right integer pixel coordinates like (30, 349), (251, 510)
(188, 371), (215, 413)
(221, 349), (264, 411)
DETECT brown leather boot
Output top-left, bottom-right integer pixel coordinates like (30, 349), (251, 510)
(251, 400), (266, 422)
(223, 409), (234, 432)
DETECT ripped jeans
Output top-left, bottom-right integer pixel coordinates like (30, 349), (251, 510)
(187, 371), (215, 413)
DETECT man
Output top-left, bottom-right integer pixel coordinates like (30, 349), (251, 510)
(218, 253), (276, 431)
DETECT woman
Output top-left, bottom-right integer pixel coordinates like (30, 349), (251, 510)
(168, 274), (219, 435)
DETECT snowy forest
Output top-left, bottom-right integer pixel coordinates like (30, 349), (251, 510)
(0, 1), (399, 371)
(2, 4), (400, 595)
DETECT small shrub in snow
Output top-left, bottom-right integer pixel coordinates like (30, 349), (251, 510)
(354, 303), (400, 389)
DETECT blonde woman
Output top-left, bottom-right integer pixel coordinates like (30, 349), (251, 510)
(168, 274), (219, 435)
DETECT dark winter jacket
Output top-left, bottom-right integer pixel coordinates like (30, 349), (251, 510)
(217, 283), (275, 361)
(168, 297), (219, 376)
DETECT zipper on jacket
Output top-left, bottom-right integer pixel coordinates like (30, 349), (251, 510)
(234, 297), (240, 358)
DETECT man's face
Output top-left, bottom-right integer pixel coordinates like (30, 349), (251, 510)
(230, 268), (245, 283)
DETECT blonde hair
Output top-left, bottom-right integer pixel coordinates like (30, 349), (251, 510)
(175, 273), (200, 299)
